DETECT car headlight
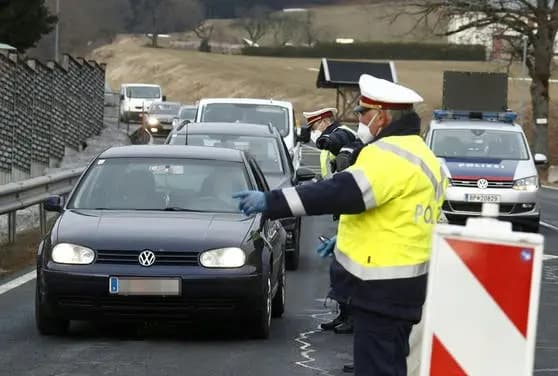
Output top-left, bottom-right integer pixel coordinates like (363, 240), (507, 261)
(513, 176), (538, 191)
(51, 243), (95, 265)
(199, 247), (246, 268)
(147, 117), (159, 126)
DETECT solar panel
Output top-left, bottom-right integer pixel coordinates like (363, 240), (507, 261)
(442, 71), (508, 112)
(317, 59), (396, 88)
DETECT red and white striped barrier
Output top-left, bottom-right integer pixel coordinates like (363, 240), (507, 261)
(420, 211), (544, 375)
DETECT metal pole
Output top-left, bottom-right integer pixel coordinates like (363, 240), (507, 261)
(39, 203), (47, 235)
(8, 211), (16, 244)
(54, 0), (60, 62)
(520, 35), (528, 124)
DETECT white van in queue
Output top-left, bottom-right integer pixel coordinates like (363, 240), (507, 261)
(195, 98), (302, 169)
(119, 83), (165, 122)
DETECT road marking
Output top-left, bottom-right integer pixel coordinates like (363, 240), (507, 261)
(534, 368), (558, 373)
(0, 270), (36, 296)
(294, 311), (336, 376)
(541, 221), (558, 232)
(544, 254), (558, 261)
(542, 185), (558, 191)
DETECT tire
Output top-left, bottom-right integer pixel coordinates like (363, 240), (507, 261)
(35, 286), (69, 336)
(252, 275), (272, 339)
(272, 256), (286, 318)
(286, 221), (301, 271)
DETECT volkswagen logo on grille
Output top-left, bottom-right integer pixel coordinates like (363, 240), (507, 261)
(138, 250), (156, 267)
(477, 179), (489, 189)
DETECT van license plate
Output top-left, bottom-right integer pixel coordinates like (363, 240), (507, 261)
(465, 194), (500, 203)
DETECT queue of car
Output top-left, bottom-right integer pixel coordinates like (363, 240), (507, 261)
(37, 92), (309, 340)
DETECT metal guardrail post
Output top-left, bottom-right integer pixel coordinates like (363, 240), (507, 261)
(39, 202), (47, 235)
(8, 211), (16, 244)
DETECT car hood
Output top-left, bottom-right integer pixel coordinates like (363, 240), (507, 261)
(54, 209), (257, 252)
(150, 114), (175, 123)
(439, 157), (523, 181)
(263, 173), (292, 189)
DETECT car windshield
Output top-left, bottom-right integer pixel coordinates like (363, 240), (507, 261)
(174, 134), (284, 174)
(126, 86), (161, 99)
(431, 129), (529, 160)
(180, 107), (197, 120)
(200, 103), (289, 136)
(149, 103), (181, 115)
(68, 157), (249, 213)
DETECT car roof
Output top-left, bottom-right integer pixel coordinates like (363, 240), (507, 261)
(176, 122), (280, 137)
(99, 145), (245, 162)
(122, 83), (161, 88)
(429, 119), (524, 133)
(198, 98), (293, 108)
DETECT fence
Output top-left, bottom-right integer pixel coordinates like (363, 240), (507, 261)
(0, 52), (106, 185)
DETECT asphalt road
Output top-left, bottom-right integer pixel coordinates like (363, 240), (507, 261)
(0, 189), (557, 375)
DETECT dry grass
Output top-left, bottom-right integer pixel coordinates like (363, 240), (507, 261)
(0, 224), (50, 278)
(93, 37), (558, 128)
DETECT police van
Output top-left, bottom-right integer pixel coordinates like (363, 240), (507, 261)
(424, 72), (548, 232)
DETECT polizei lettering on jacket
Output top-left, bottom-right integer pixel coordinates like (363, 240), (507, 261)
(414, 204), (440, 224)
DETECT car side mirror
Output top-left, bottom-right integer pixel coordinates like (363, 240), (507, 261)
(181, 119), (191, 126)
(162, 95), (167, 102)
(120, 94), (125, 101)
(535, 153), (548, 165)
(295, 167), (316, 183)
(44, 195), (63, 212)
(297, 126), (311, 143)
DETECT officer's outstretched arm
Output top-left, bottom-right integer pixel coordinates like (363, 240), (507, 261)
(264, 169), (373, 220)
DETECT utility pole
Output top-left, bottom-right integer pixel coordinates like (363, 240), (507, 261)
(54, 0), (60, 62)
(520, 35), (528, 124)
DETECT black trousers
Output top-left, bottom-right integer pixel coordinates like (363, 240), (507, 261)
(352, 308), (413, 376)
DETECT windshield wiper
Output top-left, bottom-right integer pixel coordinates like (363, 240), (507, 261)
(162, 207), (205, 212)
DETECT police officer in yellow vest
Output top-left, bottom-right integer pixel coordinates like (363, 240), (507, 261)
(303, 108), (358, 179)
(233, 74), (447, 376)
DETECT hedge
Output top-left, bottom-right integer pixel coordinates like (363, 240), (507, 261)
(242, 42), (486, 61)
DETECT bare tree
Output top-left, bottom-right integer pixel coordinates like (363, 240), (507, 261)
(270, 13), (300, 46)
(301, 10), (320, 47)
(234, 6), (272, 45)
(393, 0), (558, 156)
(128, 0), (203, 48)
(193, 20), (214, 52)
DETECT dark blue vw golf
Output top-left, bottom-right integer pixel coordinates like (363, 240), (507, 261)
(36, 145), (286, 339)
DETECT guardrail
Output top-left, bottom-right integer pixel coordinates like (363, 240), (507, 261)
(0, 167), (85, 244)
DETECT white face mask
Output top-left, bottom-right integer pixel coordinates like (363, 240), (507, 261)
(357, 112), (379, 144)
(310, 130), (322, 144)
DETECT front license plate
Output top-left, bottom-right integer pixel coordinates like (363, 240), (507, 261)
(109, 277), (181, 296)
(464, 194), (501, 203)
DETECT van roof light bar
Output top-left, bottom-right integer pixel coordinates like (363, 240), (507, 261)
(433, 109), (517, 124)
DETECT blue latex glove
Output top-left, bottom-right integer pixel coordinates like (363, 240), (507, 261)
(316, 235), (336, 258)
(232, 190), (267, 216)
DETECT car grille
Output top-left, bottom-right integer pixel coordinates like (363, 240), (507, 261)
(56, 296), (240, 316)
(451, 179), (514, 189)
(445, 202), (534, 214)
(96, 250), (200, 266)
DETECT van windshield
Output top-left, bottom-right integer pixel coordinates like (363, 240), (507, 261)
(432, 129), (529, 160)
(126, 86), (161, 99)
(201, 103), (289, 136)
